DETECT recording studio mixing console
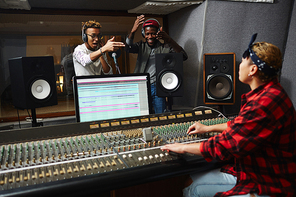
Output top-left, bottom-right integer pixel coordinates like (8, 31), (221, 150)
(0, 109), (229, 196)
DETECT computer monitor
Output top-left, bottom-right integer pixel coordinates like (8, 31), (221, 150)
(73, 74), (152, 122)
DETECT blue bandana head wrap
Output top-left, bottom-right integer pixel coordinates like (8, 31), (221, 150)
(242, 33), (278, 77)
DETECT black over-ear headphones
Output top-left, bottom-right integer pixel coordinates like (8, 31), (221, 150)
(141, 18), (161, 38)
(82, 23), (88, 43)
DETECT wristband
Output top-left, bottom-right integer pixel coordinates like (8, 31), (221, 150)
(99, 47), (105, 55)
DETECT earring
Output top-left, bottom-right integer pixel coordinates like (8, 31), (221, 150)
(248, 73), (253, 78)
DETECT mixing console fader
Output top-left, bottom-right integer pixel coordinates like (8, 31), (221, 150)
(0, 109), (229, 196)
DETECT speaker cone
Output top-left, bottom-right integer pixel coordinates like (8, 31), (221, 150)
(207, 74), (232, 99)
(31, 79), (51, 100)
(160, 72), (179, 90)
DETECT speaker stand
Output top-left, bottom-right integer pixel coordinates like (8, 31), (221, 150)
(31, 108), (43, 127)
(165, 97), (173, 112)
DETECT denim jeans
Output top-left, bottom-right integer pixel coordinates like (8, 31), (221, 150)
(183, 168), (270, 197)
(150, 84), (166, 114)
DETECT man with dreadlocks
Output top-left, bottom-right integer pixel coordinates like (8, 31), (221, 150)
(73, 20), (125, 76)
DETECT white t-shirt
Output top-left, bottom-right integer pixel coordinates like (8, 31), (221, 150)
(73, 43), (112, 76)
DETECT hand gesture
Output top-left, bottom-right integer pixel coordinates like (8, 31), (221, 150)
(102, 37), (125, 52)
(131, 15), (145, 33)
(156, 27), (171, 43)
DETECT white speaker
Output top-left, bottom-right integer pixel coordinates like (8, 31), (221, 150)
(160, 72), (179, 90)
(155, 53), (183, 97)
(31, 79), (51, 100)
(8, 56), (58, 109)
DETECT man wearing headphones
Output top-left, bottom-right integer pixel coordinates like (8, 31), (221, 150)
(73, 20), (125, 76)
(125, 15), (188, 114)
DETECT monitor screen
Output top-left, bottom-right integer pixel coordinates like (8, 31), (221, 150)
(73, 74), (152, 122)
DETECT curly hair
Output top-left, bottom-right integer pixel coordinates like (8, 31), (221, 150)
(82, 20), (102, 31)
(252, 42), (282, 82)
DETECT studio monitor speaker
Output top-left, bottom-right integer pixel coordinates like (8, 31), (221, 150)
(203, 53), (235, 105)
(8, 56), (58, 109)
(155, 53), (183, 97)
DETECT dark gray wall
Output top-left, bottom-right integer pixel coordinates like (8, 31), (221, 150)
(281, 0), (296, 107)
(167, 2), (207, 110)
(168, 0), (295, 115)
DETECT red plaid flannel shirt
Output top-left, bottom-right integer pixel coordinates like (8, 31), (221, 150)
(201, 79), (296, 196)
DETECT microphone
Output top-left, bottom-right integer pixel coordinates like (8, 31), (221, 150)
(108, 49), (121, 59)
(108, 49), (121, 74)
(112, 52), (118, 65)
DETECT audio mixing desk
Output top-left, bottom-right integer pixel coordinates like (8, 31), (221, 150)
(0, 109), (228, 196)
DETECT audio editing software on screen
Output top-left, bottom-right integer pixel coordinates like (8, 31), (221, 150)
(74, 74), (151, 122)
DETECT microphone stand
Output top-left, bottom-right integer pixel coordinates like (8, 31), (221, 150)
(113, 55), (121, 74)
(112, 53), (121, 74)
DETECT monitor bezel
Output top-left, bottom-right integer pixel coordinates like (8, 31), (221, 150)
(73, 73), (152, 123)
